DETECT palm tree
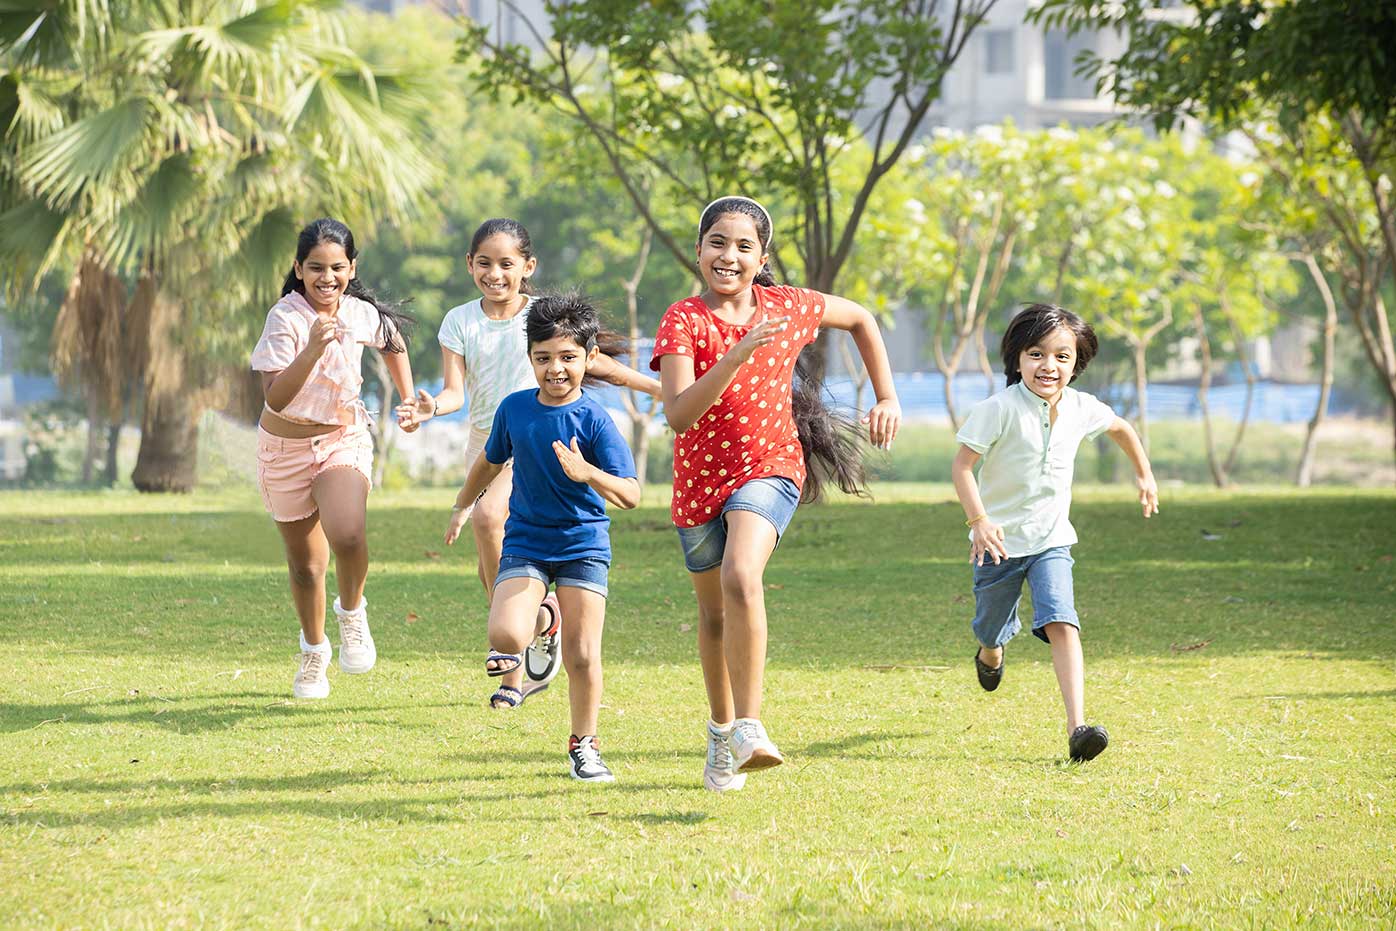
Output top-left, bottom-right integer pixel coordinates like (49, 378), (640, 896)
(0, 0), (433, 490)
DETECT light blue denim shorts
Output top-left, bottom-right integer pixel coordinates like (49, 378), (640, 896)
(496, 554), (610, 598)
(675, 477), (801, 573)
(970, 545), (1079, 647)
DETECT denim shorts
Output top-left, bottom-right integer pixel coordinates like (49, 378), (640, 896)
(970, 545), (1079, 647)
(496, 554), (610, 598)
(675, 477), (801, 573)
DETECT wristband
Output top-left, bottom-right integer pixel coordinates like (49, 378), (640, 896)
(966, 514), (987, 527)
(431, 397), (439, 417)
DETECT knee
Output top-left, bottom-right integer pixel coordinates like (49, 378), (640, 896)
(329, 527), (366, 554)
(473, 499), (507, 538)
(697, 601), (725, 635)
(564, 640), (601, 675)
(288, 560), (326, 589)
(720, 563), (764, 608)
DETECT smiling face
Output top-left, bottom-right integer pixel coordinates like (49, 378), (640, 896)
(529, 334), (596, 406)
(1018, 326), (1079, 405)
(469, 232), (536, 311)
(697, 213), (768, 299)
(294, 242), (356, 314)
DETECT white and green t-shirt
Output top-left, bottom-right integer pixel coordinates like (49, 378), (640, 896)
(438, 297), (537, 433)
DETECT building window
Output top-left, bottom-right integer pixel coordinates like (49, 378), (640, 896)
(984, 30), (1014, 75)
(1043, 29), (1098, 100)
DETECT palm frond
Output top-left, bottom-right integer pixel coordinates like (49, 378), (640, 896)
(18, 95), (153, 208)
(0, 197), (73, 291)
(97, 152), (202, 269)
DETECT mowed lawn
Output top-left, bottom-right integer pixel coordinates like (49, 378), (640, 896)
(2, 484), (1394, 930)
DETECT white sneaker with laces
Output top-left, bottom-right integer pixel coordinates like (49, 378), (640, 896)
(524, 593), (562, 686)
(729, 717), (784, 773)
(334, 596), (376, 674)
(704, 720), (747, 792)
(568, 735), (616, 783)
(294, 641), (331, 699)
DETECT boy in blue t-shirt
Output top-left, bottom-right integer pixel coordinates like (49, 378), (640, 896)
(446, 293), (640, 783)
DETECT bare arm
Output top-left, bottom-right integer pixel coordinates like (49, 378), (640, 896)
(398, 347), (466, 428)
(261, 317), (337, 412)
(1105, 417), (1160, 517)
(952, 444), (1006, 566)
(588, 352), (662, 398)
(552, 438), (641, 509)
(445, 454), (505, 545)
(819, 294), (901, 448)
(658, 316), (790, 434)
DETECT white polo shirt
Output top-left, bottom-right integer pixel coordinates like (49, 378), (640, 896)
(956, 382), (1117, 558)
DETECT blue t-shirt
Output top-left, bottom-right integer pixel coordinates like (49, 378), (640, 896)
(485, 388), (637, 562)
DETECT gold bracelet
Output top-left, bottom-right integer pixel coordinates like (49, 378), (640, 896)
(965, 513), (987, 527)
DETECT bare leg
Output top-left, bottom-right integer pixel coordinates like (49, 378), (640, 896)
(691, 568), (734, 725)
(1044, 622), (1086, 734)
(978, 645), (1003, 668)
(717, 511), (780, 720)
(485, 576), (547, 673)
(556, 586), (607, 737)
(472, 466), (537, 693)
(312, 468), (369, 611)
(275, 513), (329, 646)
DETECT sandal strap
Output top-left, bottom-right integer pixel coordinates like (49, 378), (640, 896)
(490, 685), (522, 707)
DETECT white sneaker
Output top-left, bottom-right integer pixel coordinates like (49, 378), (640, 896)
(568, 735), (616, 783)
(334, 597), (376, 674)
(524, 593), (562, 686)
(729, 718), (784, 773)
(703, 720), (747, 792)
(293, 641), (331, 699)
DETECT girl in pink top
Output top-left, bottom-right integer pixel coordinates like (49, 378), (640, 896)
(251, 218), (421, 700)
(650, 196), (902, 790)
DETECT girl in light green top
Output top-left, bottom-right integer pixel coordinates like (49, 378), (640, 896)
(951, 304), (1159, 763)
(397, 218), (659, 709)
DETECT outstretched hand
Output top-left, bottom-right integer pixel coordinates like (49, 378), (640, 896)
(552, 437), (593, 483)
(395, 389), (435, 431)
(861, 398), (901, 450)
(1136, 472), (1160, 518)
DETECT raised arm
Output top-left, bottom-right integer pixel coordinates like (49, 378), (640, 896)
(1105, 417), (1160, 517)
(262, 317), (337, 412)
(552, 438), (641, 509)
(818, 294), (901, 448)
(658, 316), (790, 434)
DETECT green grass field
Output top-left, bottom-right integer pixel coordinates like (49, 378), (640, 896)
(2, 485), (1394, 929)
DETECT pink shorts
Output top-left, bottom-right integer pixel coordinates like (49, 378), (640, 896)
(256, 426), (373, 522)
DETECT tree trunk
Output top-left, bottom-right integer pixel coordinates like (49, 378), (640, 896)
(82, 392), (103, 485)
(1133, 340), (1150, 454)
(369, 352), (395, 488)
(1221, 312), (1257, 478)
(103, 421), (121, 487)
(838, 336), (870, 416)
(1296, 252), (1337, 487)
(1194, 309), (1226, 486)
(131, 390), (199, 492)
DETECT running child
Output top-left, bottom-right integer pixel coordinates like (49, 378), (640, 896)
(251, 218), (421, 699)
(396, 218), (658, 709)
(447, 293), (640, 781)
(951, 303), (1159, 762)
(650, 195), (902, 791)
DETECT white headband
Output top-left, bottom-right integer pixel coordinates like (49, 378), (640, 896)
(700, 195), (773, 249)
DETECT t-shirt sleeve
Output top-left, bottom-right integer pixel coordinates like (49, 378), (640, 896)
(955, 396), (1004, 454)
(586, 408), (637, 479)
(438, 306), (466, 357)
(1082, 392), (1118, 440)
(483, 400), (512, 464)
(364, 307), (398, 351)
(649, 304), (694, 372)
(792, 287), (826, 348)
(249, 305), (299, 372)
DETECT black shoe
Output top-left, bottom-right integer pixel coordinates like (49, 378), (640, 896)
(973, 648), (1003, 692)
(1069, 724), (1109, 762)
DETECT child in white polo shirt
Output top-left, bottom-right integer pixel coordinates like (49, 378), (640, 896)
(951, 303), (1159, 762)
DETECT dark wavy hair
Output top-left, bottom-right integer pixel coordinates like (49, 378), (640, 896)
(470, 217), (535, 294)
(280, 218), (413, 353)
(697, 199), (867, 504)
(1001, 303), (1099, 386)
(524, 291), (631, 387)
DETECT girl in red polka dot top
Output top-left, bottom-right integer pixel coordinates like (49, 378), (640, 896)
(649, 196), (901, 790)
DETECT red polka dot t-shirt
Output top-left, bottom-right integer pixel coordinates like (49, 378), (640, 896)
(649, 284), (825, 528)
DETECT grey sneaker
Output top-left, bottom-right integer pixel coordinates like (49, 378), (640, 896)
(334, 597), (376, 674)
(568, 735), (615, 783)
(293, 645), (331, 699)
(703, 720), (747, 792)
(524, 593), (561, 686)
(729, 717), (784, 773)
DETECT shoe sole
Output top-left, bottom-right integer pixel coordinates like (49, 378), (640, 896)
(736, 749), (784, 773)
(339, 655), (375, 674)
(703, 771), (748, 792)
(292, 686), (329, 699)
(570, 770), (615, 783)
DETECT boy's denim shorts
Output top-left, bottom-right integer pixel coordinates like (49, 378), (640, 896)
(971, 545), (1079, 647)
(675, 477), (801, 573)
(496, 554), (610, 598)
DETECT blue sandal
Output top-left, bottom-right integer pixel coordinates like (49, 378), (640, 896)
(486, 650), (522, 677)
(489, 684), (523, 709)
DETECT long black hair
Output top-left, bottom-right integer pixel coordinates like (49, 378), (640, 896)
(1001, 303), (1099, 386)
(524, 290), (632, 388)
(280, 218), (414, 353)
(697, 198), (867, 504)
(469, 217), (535, 294)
